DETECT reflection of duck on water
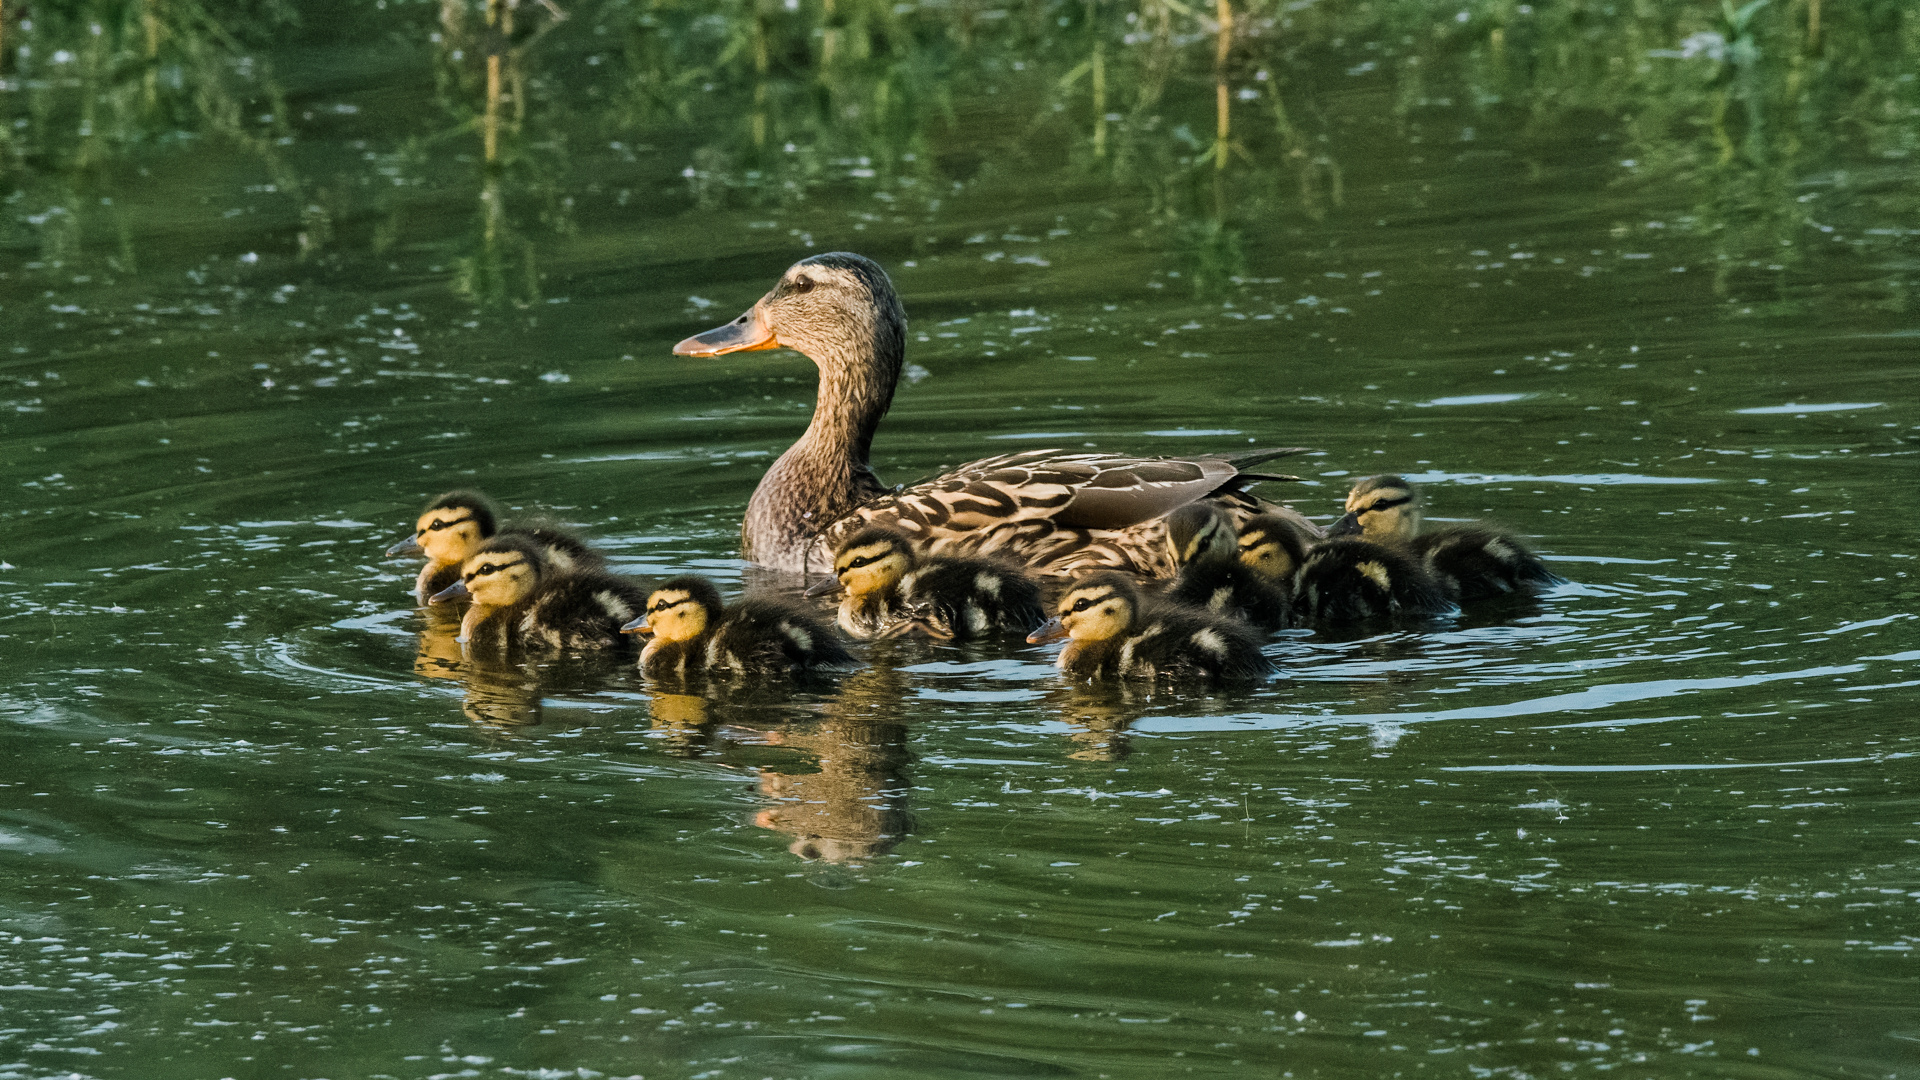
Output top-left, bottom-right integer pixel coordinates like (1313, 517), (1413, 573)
(751, 666), (913, 864)
(1048, 682), (1146, 762)
(408, 623), (545, 727)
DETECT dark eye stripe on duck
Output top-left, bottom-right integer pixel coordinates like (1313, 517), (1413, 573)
(1358, 495), (1414, 515)
(423, 515), (475, 534)
(464, 557), (525, 580)
(1066, 587), (1121, 613)
(837, 544), (896, 572)
(649, 594), (695, 614)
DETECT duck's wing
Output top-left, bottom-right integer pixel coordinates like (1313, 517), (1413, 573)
(820, 449), (1319, 577)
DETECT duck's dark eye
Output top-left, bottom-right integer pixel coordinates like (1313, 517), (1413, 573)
(792, 275), (814, 294)
(428, 520), (447, 531)
(1071, 597), (1092, 613)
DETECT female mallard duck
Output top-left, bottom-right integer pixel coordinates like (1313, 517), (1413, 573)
(1027, 572), (1273, 683)
(1163, 504), (1292, 631)
(1330, 475), (1562, 601)
(671, 252), (1320, 577)
(386, 490), (601, 605)
(804, 525), (1046, 640)
(623, 575), (857, 679)
(428, 535), (647, 651)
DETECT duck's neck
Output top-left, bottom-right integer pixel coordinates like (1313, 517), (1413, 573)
(744, 339), (901, 571)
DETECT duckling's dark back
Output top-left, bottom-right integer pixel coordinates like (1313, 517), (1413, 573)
(1167, 559), (1292, 631)
(903, 556), (1046, 639)
(710, 596), (857, 675)
(1295, 539), (1455, 622)
(505, 519), (605, 575)
(517, 570), (650, 650)
(1121, 601), (1274, 682)
(1413, 525), (1561, 602)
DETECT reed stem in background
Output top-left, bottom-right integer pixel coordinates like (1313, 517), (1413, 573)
(1213, 0), (1230, 172)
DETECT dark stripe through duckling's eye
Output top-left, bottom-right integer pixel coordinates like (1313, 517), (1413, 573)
(1070, 593), (1109, 613)
(465, 558), (524, 581)
(1359, 495), (1413, 515)
(649, 596), (692, 615)
(424, 515), (474, 534)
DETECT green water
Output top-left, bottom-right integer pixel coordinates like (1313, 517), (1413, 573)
(4, 2), (1919, 1077)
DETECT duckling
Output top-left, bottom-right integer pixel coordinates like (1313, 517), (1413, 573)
(1163, 504), (1292, 631)
(1290, 537), (1457, 623)
(427, 536), (647, 652)
(805, 526), (1046, 640)
(1027, 572), (1273, 683)
(1236, 512), (1315, 586)
(1330, 475), (1562, 601)
(623, 575), (857, 679)
(385, 490), (602, 605)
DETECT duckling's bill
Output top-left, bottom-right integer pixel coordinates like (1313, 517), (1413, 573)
(674, 307), (779, 357)
(1327, 511), (1363, 537)
(804, 575), (845, 598)
(386, 535), (425, 557)
(620, 615), (653, 636)
(429, 579), (470, 604)
(1027, 616), (1068, 644)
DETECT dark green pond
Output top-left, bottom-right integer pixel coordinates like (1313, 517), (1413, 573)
(4, 1), (1918, 1077)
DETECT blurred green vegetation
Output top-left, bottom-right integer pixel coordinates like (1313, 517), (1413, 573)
(1, 0), (1914, 304)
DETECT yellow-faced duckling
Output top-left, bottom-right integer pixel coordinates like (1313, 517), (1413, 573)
(672, 251), (1321, 575)
(1236, 512), (1315, 585)
(428, 536), (646, 652)
(1163, 504), (1292, 631)
(385, 490), (602, 605)
(1027, 572), (1273, 683)
(805, 525), (1046, 640)
(623, 575), (857, 680)
(1331, 475), (1562, 601)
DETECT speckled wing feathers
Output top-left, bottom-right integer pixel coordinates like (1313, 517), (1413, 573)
(817, 450), (1320, 578)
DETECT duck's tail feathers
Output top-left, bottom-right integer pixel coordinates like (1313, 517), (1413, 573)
(1224, 447), (1316, 470)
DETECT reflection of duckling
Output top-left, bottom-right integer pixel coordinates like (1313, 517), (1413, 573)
(429, 536), (647, 651)
(1291, 538), (1456, 622)
(1331, 475), (1562, 601)
(806, 526), (1045, 640)
(385, 490), (602, 605)
(753, 666), (913, 864)
(1163, 504), (1291, 631)
(624, 575), (857, 679)
(1028, 572), (1272, 682)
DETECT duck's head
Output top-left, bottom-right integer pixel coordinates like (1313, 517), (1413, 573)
(387, 490), (498, 564)
(1027, 572), (1139, 645)
(1164, 503), (1238, 568)
(673, 253), (905, 385)
(1238, 513), (1310, 583)
(807, 526), (916, 599)
(623, 575), (725, 644)
(1329, 475), (1421, 541)
(431, 535), (542, 608)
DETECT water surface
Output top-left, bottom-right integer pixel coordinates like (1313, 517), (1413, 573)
(3, 3), (1918, 1077)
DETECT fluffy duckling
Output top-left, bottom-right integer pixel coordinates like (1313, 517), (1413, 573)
(624, 575), (857, 679)
(805, 526), (1046, 640)
(428, 536), (646, 652)
(1163, 504), (1291, 631)
(1027, 572), (1273, 683)
(385, 490), (602, 605)
(1290, 538), (1457, 622)
(1330, 475), (1561, 601)
(1236, 512), (1315, 585)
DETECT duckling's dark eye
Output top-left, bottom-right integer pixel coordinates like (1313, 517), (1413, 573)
(792, 275), (814, 294)
(1071, 597), (1093, 613)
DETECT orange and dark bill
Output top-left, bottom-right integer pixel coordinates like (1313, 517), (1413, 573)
(673, 307), (779, 357)
(1026, 616), (1068, 644)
